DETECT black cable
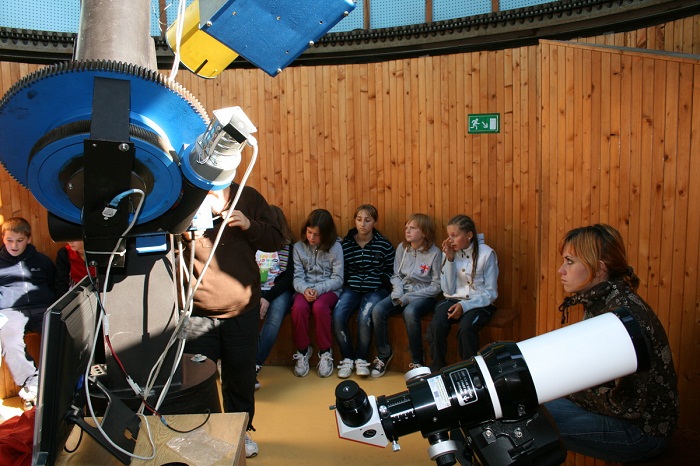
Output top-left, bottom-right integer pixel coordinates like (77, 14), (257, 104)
(160, 409), (212, 434)
(63, 422), (84, 453)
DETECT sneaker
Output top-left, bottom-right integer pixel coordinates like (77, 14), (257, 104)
(337, 358), (354, 378)
(254, 365), (261, 390)
(19, 385), (37, 410)
(293, 346), (312, 377)
(370, 352), (394, 378)
(245, 433), (259, 458)
(317, 350), (334, 378)
(354, 359), (370, 376)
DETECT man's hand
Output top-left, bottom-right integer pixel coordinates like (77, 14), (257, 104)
(226, 210), (251, 230)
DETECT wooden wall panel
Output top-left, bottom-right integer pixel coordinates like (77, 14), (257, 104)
(538, 40), (700, 433)
(1, 15), (699, 436)
(0, 62), (62, 262)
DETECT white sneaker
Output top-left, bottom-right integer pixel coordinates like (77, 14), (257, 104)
(354, 359), (370, 376)
(293, 346), (312, 377)
(19, 385), (37, 410)
(245, 433), (259, 458)
(337, 358), (354, 378)
(317, 350), (334, 378)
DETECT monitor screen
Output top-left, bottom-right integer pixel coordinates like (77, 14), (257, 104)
(31, 275), (98, 465)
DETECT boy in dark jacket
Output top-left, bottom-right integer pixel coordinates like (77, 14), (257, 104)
(0, 217), (56, 408)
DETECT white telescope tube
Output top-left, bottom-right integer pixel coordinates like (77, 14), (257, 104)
(516, 312), (639, 403)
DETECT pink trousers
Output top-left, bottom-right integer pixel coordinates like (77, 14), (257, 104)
(290, 291), (339, 351)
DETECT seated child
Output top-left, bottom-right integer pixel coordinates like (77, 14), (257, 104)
(0, 217), (56, 408)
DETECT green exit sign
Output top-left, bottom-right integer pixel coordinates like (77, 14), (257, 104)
(468, 113), (500, 134)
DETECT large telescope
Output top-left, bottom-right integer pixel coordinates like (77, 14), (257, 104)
(333, 308), (649, 466)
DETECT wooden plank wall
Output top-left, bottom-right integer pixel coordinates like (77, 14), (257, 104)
(171, 47), (542, 341)
(0, 62), (61, 262)
(539, 38), (700, 432)
(0, 15), (698, 437)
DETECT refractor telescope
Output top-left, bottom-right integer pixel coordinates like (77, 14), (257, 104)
(333, 308), (649, 466)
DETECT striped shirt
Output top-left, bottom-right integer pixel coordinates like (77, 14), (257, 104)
(341, 228), (395, 292)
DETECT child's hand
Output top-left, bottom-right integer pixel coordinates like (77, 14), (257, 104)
(304, 288), (317, 302)
(447, 303), (463, 320)
(442, 238), (455, 261)
(260, 297), (270, 319)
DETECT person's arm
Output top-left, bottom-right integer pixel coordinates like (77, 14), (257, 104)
(459, 250), (499, 312)
(390, 246), (405, 302)
(380, 238), (395, 290)
(569, 375), (647, 420)
(440, 253), (457, 294)
(292, 243), (311, 294)
(229, 185), (284, 252)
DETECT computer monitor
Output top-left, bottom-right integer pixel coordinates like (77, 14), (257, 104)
(31, 276), (140, 465)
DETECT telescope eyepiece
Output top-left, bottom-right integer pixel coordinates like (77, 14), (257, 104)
(335, 380), (373, 428)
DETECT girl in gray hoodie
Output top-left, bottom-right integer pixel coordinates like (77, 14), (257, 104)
(370, 213), (441, 377)
(290, 209), (344, 378)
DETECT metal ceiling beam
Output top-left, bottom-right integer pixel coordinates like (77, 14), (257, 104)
(0, 0), (699, 68)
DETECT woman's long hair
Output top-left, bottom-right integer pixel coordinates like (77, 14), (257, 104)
(559, 224), (640, 291)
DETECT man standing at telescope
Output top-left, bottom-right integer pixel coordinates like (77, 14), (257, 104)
(181, 183), (283, 458)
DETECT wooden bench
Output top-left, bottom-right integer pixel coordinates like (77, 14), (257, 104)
(0, 331), (41, 399)
(263, 307), (520, 373)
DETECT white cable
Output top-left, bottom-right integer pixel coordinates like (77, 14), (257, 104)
(80, 189), (159, 460)
(139, 243), (185, 414)
(168, 0), (187, 82)
(100, 189), (145, 314)
(145, 136), (259, 413)
(146, 137), (258, 411)
(79, 135), (260, 451)
(82, 295), (157, 461)
(181, 136), (259, 310)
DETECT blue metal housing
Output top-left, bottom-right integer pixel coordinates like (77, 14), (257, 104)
(0, 61), (209, 225)
(202, 0), (356, 76)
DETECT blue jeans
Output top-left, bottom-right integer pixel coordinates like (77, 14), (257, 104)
(544, 398), (670, 462)
(372, 296), (436, 365)
(256, 290), (293, 366)
(332, 288), (389, 361)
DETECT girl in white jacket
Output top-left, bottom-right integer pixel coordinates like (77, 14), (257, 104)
(427, 214), (499, 372)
